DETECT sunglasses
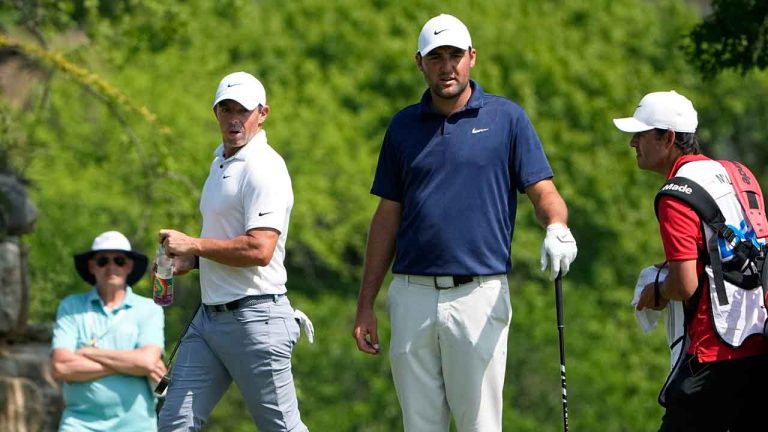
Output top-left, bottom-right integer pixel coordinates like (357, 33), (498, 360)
(95, 255), (129, 267)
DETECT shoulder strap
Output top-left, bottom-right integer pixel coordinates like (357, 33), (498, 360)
(654, 177), (736, 241)
(655, 177), (733, 306)
(720, 160), (768, 239)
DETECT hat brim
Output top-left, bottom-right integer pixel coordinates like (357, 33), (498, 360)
(74, 250), (149, 287)
(418, 42), (472, 57)
(613, 117), (654, 133)
(212, 91), (260, 111)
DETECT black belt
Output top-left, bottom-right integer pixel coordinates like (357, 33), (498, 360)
(204, 294), (283, 313)
(406, 275), (477, 289)
(435, 275), (474, 289)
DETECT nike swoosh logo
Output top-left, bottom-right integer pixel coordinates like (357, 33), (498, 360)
(258, 212), (273, 217)
(223, 175), (231, 179)
(434, 28), (448, 35)
(472, 128), (489, 134)
(227, 83), (242, 88)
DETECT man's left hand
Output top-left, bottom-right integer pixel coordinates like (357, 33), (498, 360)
(540, 223), (578, 280)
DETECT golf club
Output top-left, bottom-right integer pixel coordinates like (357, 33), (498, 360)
(555, 272), (569, 432)
(154, 303), (200, 396)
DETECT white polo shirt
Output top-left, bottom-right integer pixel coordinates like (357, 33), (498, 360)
(198, 130), (293, 304)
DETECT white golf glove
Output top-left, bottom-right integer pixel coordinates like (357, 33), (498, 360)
(294, 309), (315, 344)
(540, 223), (578, 280)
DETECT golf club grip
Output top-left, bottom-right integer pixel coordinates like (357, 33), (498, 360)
(555, 274), (564, 326)
(555, 273), (569, 431)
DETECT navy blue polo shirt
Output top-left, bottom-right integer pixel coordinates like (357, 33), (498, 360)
(371, 80), (553, 276)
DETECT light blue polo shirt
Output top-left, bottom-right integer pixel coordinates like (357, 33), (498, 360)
(52, 286), (165, 432)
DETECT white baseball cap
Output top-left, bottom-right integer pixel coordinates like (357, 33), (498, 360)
(613, 90), (698, 133)
(212, 71), (266, 111)
(417, 14), (473, 56)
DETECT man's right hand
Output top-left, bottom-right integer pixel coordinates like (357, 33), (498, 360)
(158, 229), (199, 256)
(352, 307), (381, 355)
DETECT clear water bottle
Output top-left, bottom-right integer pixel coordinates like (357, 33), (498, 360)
(153, 245), (174, 306)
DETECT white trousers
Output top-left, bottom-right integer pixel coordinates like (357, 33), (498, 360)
(387, 274), (512, 432)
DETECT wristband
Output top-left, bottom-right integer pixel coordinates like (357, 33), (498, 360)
(194, 255), (200, 269)
(653, 262), (666, 307)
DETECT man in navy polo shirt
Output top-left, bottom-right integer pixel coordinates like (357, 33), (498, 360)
(352, 14), (578, 432)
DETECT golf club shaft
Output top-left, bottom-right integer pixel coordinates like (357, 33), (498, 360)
(166, 303), (200, 368)
(555, 273), (569, 432)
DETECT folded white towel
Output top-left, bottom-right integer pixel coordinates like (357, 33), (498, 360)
(632, 266), (667, 332)
(632, 265), (685, 370)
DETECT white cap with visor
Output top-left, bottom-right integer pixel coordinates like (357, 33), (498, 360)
(212, 71), (266, 111)
(417, 14), (473, 56)
(613, 90), (698, 133)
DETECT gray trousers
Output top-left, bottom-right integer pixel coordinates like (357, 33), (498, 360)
(158, 296), (308, 431)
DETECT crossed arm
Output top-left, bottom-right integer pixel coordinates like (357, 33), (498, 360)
(52, 345), (166, 384)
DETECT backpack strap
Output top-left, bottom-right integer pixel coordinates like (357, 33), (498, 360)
(720, 160), (768, 239)
(655, 177), (734, 306)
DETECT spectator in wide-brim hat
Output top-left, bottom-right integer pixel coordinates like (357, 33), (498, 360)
(51, 230), (166, 432)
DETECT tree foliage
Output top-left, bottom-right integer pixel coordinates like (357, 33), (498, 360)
(686, 0), (768, 77)
(2, 0), (768, 431)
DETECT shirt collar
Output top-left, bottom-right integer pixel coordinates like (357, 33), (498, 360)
(213, 129), (268, 161)
(667, 154), (711, 179)
(418, 80), (485, 115)
(88, 286), (136, 311)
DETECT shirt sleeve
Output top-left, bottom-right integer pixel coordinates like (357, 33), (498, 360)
(137, 303), (165, 349)
(370, 128), (403, 202)
(509, 108), (553, 192)
(51, 298), (79, 351)
(242, 158), (293, 233)
(658, 195), (702, 261)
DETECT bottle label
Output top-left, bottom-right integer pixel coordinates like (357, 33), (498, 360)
(153, 275), (174, 306)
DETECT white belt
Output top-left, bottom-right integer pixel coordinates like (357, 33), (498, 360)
(399, 274), (505, 289)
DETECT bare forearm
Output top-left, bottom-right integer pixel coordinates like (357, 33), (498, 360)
(78, 346), (162, 377)
(52, 356), (115, 382)
(526, 180), (568, 227)
(660, 260), (698, 301)
(535, 195), (568, 227)
(357, 200), (400, 311)
(358, 244), (395, 311)
(161, 228), (277, 267)
(195, 235), (276, 267)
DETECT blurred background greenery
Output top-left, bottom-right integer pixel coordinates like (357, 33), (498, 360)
(2, 0), (767, 431)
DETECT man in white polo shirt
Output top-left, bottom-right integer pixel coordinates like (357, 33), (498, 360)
(157, 71), (308, 432)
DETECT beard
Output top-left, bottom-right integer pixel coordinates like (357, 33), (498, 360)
(430, 78), (468, 101)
